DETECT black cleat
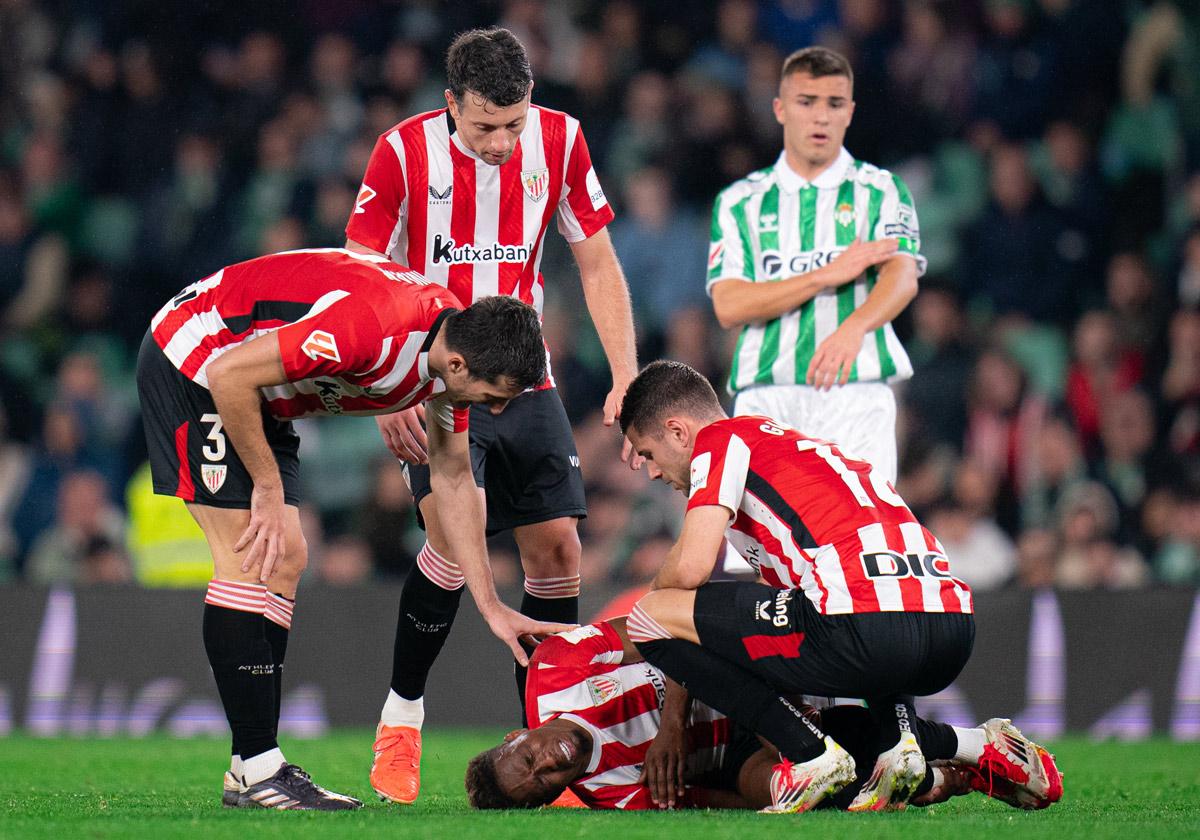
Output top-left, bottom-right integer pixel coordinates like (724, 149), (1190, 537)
(239, 763), (364, 810)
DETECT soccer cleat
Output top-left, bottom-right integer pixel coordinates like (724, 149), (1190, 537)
(968, 718), (1064, 809)
(222, 770), (244, 808)
(847, 730), (927, 812)
(240, 763), (363, 810)
(910, 763), (973, 807)
(760, 737), (857, 814)
(371, 723), (422, 804)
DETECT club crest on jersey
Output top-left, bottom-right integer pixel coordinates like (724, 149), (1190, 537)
(586, 675), (621, 707)
(302, 330), (341, 364)
(354, 185), (376, 214)
(835, 202), (856, 227)
(201, 464), (227, 494)
(521, 168), (549, 202)
(428, 184), (452, 204)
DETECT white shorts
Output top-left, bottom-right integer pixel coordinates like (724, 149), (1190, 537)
(732, 382), (898, 484)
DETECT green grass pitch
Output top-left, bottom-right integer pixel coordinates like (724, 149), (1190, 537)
(1, 731), (1198, 838)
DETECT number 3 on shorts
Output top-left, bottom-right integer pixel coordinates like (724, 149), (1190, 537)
(200, 413), (226, 462)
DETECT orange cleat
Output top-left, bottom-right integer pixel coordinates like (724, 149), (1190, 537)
(548, 787), (587, 808)
(371, 723), (422, 804)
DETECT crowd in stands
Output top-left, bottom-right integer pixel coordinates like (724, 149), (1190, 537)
(2, 0), (1199, 593)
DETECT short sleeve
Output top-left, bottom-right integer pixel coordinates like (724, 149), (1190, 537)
(556, 124), (615, 243)
(872, 173), (927, 277)
(424, 393), (469, 433)
(345, 131), (408, 257)
(275, 297), (385, 381)
(705, 188), (754, 294)
(687, 424), (750, 515)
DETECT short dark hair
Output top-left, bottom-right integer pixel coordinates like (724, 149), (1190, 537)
(618, 360), (724, 437)
(446, 28), (532, 107)
(781, 46), (853, 87)
(444, 296), (546, 390)
(465, 746), (556, 809)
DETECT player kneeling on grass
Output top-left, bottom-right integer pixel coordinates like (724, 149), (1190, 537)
(465, 618), (1063, 811)
(137, 248), (571, 810)
(616, 361), (1056, 813)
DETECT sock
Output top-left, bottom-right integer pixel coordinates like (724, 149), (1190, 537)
(952, 725), (987, 764)
(637, 637), (826, 762)
(381, 689), (425, 729)
(203, 581), (278, 763)
(390, 544), (464, 701)
(243, 747), (286, 786)
(230, 754), (243, 783)
(866, 695), (918, 753)
(515, 577), (580, 725)
(264, 592), (293, 736)
(911, 716), (961, 762)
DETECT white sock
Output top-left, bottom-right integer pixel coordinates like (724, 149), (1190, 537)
(230, 754), (244, 781)
(381, 690), (424, 729)
(952, 726), (987, 764)
(242, 748), (286, 786)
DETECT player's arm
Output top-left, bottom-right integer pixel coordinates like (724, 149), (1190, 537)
(710, 238), (899, 329)
(570, 227), (638, 428)
(206, 333), (290, 581)
(651, 505), (732, 591)
(425, 406), (571, 664)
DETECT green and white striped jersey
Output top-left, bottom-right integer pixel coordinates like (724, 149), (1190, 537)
(708, 148), (925, 394)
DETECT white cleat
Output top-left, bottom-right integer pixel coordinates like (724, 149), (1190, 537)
(760, 737), (857, 814)
(847, 731), (927, 812)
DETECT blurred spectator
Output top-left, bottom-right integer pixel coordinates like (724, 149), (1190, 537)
(889, 3), (975, 140)
(1015, 527), (1059, 589)
(1160, 309), (1200, 456)
(317, 535), (373, 586)
(1065, 310), (1140, 453)
(1054, 481), (1149, 590)
(971, 0), (1059, 139)
(903, 285), (974, 450)
(25, 470), (128, 585)
(1153, 482), (1200, 585)
(1090, 389), (1168, 545)
(683, 0), (757, 91)
(610, 166), (708, 339)
(929, 459), (1016, 592)
(1020, 413), (1088, 532)
(605, 71), (673, 191)
(1104, 252), (1163, 372)
(353, 456), (421, 579)
(0, 178), (68, 331)
(961, 144), (1073, 324)
(1177, 225), (1200, 309)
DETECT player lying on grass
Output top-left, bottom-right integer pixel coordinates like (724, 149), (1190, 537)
(137, 248), (571, 810)
(465, 618), (1063, 812)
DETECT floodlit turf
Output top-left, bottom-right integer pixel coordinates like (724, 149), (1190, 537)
(0, 731), (1197, 839)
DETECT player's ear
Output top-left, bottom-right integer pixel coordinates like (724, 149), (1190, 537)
(503, 729), (528, 743)
(445, 90), (459, 118)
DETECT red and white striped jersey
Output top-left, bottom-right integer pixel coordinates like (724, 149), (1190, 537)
(688, 416), (973, 615)
(345, 105), (614, 317)
(150, 248), (467, 429)
(527, 621), (732, 811)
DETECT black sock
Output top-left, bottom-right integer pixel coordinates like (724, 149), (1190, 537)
(390, 565), (464, 700)
(264, 615), (290, 737)
(637, 638), (826, 762)
(911, 715), (959, 762)
(867, 695), (918, 753)
(818, 705), (946, 805)
(514, 592), (579, 726)
(203, 604), (278, 760)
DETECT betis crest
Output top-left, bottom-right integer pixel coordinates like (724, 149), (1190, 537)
(835, 202), (856, 227)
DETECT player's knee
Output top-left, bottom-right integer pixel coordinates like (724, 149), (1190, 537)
(273, 533), (309, 588)
(518, 520), (581, 578)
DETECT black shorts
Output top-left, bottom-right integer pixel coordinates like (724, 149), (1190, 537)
(693, 582), (974, 700)
(404, 387), (586, 535)
(689, 721), (763, 794)
(135, 330), (302, 509)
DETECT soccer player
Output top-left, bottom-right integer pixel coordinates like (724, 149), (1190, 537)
(136, 247), (568, 810)
(708, 46), (923, 483)
(618, 360), (979, 812)
(465, 617), (1063, 812)
(344, 28), (637, 804)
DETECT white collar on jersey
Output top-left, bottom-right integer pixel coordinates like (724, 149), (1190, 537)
(774, 147), (854, 192)
(557, 713), (605, 774)
(450, 129), (485, 163)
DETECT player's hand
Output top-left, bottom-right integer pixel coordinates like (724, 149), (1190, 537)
(481, 602), (576, 667)
(376, 405), (428, 464)
(235, 483), (287, 583)
(606, 377), (646, 470)
(621, 436), (645, 471)
(826, 237), (898, 286)
(806, 320), (866, 390)
(639, 720), (688, 808)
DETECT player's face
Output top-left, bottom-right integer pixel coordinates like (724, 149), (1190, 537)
(446, 87), (532, 166)
(629, 422), (693, 493)
(493, 726), (590, 806)
(773, 72), (854, 168)
(443, 372), (522, 415)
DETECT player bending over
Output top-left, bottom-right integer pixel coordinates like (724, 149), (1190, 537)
(137, 248), (570, 810)
(465, 618), (1063, 811)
